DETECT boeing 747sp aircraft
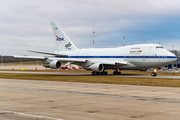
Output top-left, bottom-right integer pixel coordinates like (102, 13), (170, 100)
(14, 22), (177, 76)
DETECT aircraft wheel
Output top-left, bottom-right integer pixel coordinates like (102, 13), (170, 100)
(102, 71), (108, 75)
(91, 71), (95, 75)
(96, 72), (100, 75)
(151, 72), (157, 76)
(113, 71), (116, 75)
(113, 71), (121, 75)
(99, 71), (108, 75)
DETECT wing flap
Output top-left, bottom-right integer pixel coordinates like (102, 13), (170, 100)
(49, 58), (86, 62)
(101, 61), (127, 65)
(14, 55), (45, 59)
(87, 60), (127, 65)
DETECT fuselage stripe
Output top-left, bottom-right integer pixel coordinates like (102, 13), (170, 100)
(55, 56), (177, 58)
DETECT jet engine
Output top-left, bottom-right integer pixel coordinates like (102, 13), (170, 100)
(43, 60), (61, 69)
(88, 63), (104, 72)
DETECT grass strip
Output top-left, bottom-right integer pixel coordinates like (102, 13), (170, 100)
(1, 73), (180, 87)
(1, 70), (180, 76)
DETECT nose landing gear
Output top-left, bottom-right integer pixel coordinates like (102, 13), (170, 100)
(151, 72), (157, 76)
(151, 69), (157, 76)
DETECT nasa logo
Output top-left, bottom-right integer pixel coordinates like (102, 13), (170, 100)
(55, 34), (64, 41)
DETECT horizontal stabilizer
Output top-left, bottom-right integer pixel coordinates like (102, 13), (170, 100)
(27, 50), (68, 56)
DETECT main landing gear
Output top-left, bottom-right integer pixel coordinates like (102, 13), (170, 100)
(113, 70), (121, 75)
(151, 69), (157, 76)
(113, 69), (121, 75)
(91, 71), (108, 75)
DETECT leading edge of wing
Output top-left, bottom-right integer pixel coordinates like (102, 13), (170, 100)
(27, 50), (68, 56)
(14, 55), (45, 59)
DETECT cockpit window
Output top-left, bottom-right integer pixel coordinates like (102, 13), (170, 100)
(156, 46), (163, 49)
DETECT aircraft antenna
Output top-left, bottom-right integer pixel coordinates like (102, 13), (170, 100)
(143, 39), (145, 43)
(123, 36), (125, 46)
(92, 31), (95, 48)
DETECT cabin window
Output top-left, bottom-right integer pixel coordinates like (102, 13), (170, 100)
(156, 46), (163, 49)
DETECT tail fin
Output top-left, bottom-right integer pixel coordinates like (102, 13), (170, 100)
(51, 22), (78, 51)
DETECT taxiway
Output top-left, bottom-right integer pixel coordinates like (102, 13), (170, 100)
(0, 78), (180, 120)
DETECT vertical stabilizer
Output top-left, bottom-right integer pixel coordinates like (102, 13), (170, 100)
(51, 22), (78, 51)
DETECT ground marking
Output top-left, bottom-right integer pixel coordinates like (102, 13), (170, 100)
(0, 110), (63, 120)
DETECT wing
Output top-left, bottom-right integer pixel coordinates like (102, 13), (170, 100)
(13, 55), (86, 62)
(14, 55), (127, 65)
(50, 58), (127, 65)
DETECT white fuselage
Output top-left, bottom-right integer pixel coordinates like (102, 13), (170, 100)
(55, 44), (177, 70)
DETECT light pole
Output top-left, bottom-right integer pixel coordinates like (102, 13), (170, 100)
(92, 31), (95, 48)
(123, 36), (125, 46)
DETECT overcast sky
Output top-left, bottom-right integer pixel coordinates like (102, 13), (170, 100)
(0, 0), (180, 55)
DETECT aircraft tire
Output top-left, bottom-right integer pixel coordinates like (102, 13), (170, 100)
(113, 71), (116, 75)
(96, 72), (100, 75)
(91, 71), (95, 75)
(113, 71), (121, 75)
(92, 71), (108, 75)
(102, 71), (108, 75)
(151, 72), (157, 76)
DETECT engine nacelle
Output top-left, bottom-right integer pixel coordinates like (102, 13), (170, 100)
(88, 63), (104, 72)
(43, 60), (61, 69)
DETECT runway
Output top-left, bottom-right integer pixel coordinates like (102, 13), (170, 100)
(1, 70), (180, 79)
(0, 78), (180, 120)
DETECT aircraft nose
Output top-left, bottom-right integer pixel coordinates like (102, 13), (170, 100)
(170, 52), (177, 62)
